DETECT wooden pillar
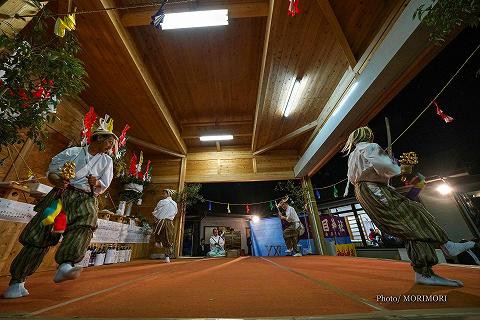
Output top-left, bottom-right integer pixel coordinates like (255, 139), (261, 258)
(174, 157), (187, 257)
(302, 177), (328, 255)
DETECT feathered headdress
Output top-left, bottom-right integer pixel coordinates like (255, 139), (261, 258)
(92, 114), (118, 139)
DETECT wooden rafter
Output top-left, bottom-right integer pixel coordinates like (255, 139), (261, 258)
(0, 0), (44, 36)
(99, 0), (187, 155)
(128, 136), (186, 158)
(121, 0), (269, 27)
(253, 120), (317, 156)
(315, 0), (356, 69)
(302, 0), (408, 154)
(251, 0), (274, 152)
(181, 120), (253, 127)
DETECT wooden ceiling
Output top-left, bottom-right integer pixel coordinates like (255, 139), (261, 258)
(68, 0), (403, 157)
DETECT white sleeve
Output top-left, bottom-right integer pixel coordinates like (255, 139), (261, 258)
(48, 148), (76, 175)
(153, 199), (166, 217)
(209, 236), (215, 249)
(286, 207), (296, 222)
(365, 144), (401, 178)
(219, 237), (225, 248)
(96, 158), (113, 194)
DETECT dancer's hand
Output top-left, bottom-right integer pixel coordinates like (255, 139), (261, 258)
(87, 175), (98, 187)
(48, 173), (69, 189)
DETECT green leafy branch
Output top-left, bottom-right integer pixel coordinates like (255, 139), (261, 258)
(414, 0), (480, 43)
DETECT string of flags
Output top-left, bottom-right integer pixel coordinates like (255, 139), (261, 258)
(201, 177), (350, 214)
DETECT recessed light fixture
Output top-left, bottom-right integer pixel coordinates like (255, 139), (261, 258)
(283, 78), (302, 117)
(199, 135), (233, 141)
(161, 9), (229, 30)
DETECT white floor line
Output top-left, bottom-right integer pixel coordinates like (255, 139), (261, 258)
(260, 257), (386, 312)
(26, 258), (212, 316)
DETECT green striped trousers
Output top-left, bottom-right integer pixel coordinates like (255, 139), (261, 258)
(355, 182), (449, 277)
(10, 188), (98, 285)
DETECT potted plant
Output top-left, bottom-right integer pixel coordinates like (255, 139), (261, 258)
(0, 2), (87, 151)
(117, 152), (152, 216)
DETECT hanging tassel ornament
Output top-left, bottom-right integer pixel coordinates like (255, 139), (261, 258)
(227, 203), (231, 214)
(434, 100), (453, 123)
(288, 0), (300, 16)
(269, 201), (274, 210)
(246, 204), (250, 214)
(208, 201), (212, 211)
(315, 190), (321, 200)
(151, 0), (169, 29)
(333, 185), (338, 198)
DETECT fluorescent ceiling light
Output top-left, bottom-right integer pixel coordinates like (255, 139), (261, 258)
(283, 79), (302, 117)
(332, 81), (359, 116)
(200, 135), (233, 141)
(161, 9), (228, 30)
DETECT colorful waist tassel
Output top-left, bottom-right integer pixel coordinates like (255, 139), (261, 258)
(41, 199), (63, 226)
(406, 174), (426, 201)
(53, 211), (67, 233)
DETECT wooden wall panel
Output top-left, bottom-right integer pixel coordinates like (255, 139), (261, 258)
(0, 146), (16, 181)
(0, 221), (151, 277)
(1, 99), (84, 186)
(329, 0), (403, 60)
(185, 149), (297, 183)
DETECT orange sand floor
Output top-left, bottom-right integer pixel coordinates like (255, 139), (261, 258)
(0, 256), (479, 319)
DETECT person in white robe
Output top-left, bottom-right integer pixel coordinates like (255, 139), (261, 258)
(277, 198), (304, 256)
(152, 189), (177, 263)
(207, 227), (226, 257)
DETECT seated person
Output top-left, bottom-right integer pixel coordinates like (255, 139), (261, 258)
(207, 228), (226, 257)
(368, 228), (381, 246)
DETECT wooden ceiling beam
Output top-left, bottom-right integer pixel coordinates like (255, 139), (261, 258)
(121, 1), (269, 27)
(315, 0), (356, 69)
(99, 0), (187, 155)
(251, 0), (274, 152)
(128, 136), (186, 158)
(253, 120), (317, 156)
(181, 120), (253, 128)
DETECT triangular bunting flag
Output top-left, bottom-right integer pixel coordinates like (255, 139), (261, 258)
(434, 100), (453, 123)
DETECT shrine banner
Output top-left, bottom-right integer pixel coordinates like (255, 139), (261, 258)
(320, 214), (351, 244)
(335, 243), (357, 257)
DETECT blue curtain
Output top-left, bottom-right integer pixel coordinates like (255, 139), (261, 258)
(249, 217), (286, 256)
